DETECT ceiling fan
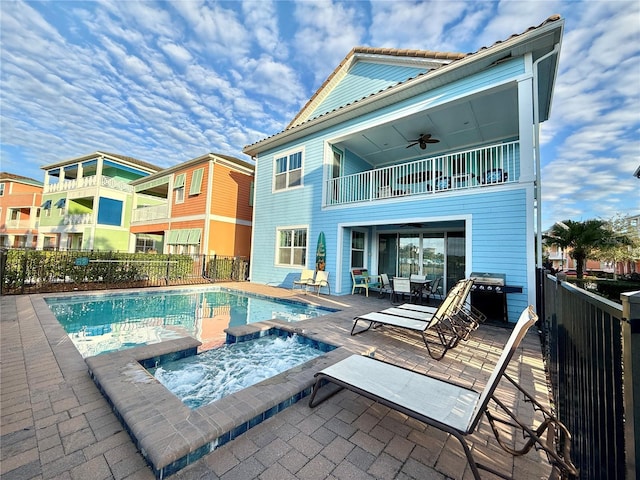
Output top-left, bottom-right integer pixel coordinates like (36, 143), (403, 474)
(406, 133), (440, 150)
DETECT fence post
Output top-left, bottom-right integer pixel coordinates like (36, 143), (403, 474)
(621, 290), (640, 480)
(0, 249), (6, 295)
(20, 251), (28, 294)
(165, 255), (171, 286)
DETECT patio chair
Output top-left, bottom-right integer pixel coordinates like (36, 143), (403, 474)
(292, 269), (315, 292)
(480, 168), (508, 184)
(371, 273), (393, 299)
(426, 276), (444, 301)
(391, 277), (416, 304)
(350, 268), (379, 297)
(308, 271), (330, 296)
(311, 306), (579, 480)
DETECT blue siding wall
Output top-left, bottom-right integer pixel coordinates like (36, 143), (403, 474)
(251, 57), (532, 321)
(311, 62), (427, 120)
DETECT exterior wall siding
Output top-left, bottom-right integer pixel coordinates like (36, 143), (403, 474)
(171, 164), (209, 218)
(209, 221), (251, 257)
(92, 227), (131, 251)
(210, 164), (253, 222)
(250, 56), (534, 321)
(311, 62), (428, 120)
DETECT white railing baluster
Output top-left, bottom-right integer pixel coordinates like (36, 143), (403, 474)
(324, 141), (520, 206)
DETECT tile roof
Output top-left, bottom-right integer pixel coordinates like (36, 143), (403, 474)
(0, 171), (43, 185)
(129, 152), (254, 184)
(243, 14), (562, 154)
(41, 151), (161, 172)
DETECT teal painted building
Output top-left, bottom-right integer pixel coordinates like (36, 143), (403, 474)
(244, 16), (564, 322)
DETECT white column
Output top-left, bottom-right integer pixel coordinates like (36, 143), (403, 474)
(517, 71), (535, 183)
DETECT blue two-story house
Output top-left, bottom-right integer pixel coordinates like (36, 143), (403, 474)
(243, 15), (564, 322)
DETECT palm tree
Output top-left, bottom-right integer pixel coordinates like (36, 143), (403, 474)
(544, 219), (625, 279)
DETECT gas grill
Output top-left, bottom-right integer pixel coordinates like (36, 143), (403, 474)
(469, 272), (522, 322)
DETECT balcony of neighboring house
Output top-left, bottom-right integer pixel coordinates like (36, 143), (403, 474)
(325, 141), (518, 207)
(132, 203), (169, 223)
(5, 207), (39, 230)
(131, 177), (171, 224)
(63, 213), (95, 225)
(43, 158), (138, 195)
(54, 197), (95, 226)
(44, 174), (134, 194)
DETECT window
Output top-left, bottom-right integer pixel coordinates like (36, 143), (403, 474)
(97, 198), (123, 226)
(135, 236), (157, 253)
(277, 227), (307, 266)
(189, 168), (204, 195)
(351, 231), (365, 268)
(10, 209), (19, 221)
(274, 151), (302, 191)
(55, 198), (66, 213)
(174, 173), (185, 204)
(0, 183), (5, 196)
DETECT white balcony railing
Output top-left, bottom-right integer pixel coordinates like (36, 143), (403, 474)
(6, 220), (38, 229)
(132, 204), (169, 222)
(63, 213), (94, 225)
(44, 175), (133, 194)
(325, 141), (520, 206)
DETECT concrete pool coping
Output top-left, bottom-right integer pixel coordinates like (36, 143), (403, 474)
(84, 319), (376, 478)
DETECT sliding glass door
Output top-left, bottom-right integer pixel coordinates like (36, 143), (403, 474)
(377, 230), (465, 293)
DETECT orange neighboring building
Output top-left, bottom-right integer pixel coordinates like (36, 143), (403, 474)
(129, 153), (254, 257)
(0, 172), (43, 249)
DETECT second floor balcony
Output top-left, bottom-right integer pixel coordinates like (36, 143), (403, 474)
(63, 213), (94, 225)
(325, 141), (519, 207)
(4, 219), (39, 230)
(132, 204), (169, 223)
(44, 175), (134, 194)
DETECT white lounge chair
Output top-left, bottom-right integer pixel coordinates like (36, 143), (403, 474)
(396, 278), (483, 341)
(351, 282), (466, 359)
(311, 306), (578, 480)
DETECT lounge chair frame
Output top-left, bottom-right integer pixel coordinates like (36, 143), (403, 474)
(312, 306), (578, 479)
(352, 279), (473, 359)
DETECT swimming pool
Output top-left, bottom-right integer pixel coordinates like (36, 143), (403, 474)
(45, 287), (336, 357)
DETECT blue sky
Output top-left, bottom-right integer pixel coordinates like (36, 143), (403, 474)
(1, 0), (638, 229)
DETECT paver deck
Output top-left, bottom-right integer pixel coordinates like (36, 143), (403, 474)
(1, 282), (553, 479)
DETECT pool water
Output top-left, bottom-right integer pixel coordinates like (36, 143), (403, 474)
(151, 334), (324, 409)
(46, 288), (334, 357)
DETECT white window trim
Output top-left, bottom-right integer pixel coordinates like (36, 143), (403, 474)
(275, 225), (309, 267)
(272, 147), (304, 193)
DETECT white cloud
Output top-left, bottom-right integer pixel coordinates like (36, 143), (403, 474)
(242, 55), (306, 105)
(369, 1), (473, 51)
(169, 1), (251, 58)
(241, 0), (287, 59)
(292, 0), (367, 84)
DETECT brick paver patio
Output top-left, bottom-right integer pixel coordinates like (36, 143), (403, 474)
(1, 283), (552, 479)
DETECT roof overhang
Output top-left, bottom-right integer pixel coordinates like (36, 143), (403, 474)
(243, 16), (563, 158)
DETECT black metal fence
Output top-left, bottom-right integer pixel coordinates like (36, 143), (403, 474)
(0, 249), (249, 295)
(539, 269), (639, 479)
